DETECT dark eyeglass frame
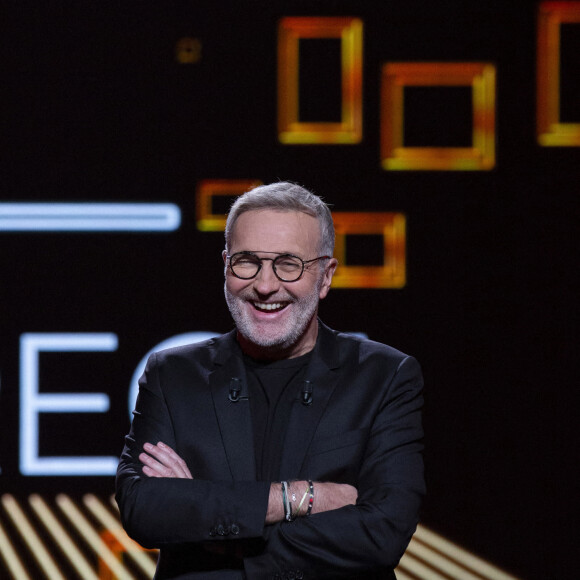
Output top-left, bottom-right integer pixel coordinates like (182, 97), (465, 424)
(227, 251), (331, 282)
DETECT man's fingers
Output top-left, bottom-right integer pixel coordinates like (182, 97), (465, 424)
(139, 442), (193, 479)
(139, 451), (173, 477)
(139, 450), (189, 478)
(157, 441), (193, 479)
(156, 442), (193, 478)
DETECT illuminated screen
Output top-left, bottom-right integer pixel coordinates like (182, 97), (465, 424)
(0, 2), (577, 579)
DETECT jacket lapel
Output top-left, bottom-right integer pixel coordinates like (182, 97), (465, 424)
(279, 322), (341, 480)
(209, 332), (256, 480)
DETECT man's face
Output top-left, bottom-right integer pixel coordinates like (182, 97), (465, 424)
(223, 209), (336, 358)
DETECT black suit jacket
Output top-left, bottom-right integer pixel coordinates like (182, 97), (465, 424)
(116, 321), (425, 579)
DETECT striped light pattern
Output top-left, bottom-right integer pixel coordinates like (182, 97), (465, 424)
(0, 518), (31, 580)
(0, 493), (519, 579)
(1, 495), (65, 579)
(29, 495), (98, 580)
(399, 526), (520, 580)
(56, 494), (135, 580)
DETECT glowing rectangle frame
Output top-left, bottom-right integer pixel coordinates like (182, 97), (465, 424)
(278, 17), (363, 144)
(196, 180), (262, 231)
(537, 2), (580, 146)
(381, 63), (496, 170)
(331, 212), (406, 289)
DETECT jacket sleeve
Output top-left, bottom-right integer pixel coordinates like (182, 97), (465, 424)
(243, 355), (425, 579)
(115, 352), (270, 548)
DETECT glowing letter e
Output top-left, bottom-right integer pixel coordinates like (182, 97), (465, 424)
(20, 333), (119, 476)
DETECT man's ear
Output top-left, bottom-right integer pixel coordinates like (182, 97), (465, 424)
(319, 258), (338, 300)
(222, 250), (229, 277)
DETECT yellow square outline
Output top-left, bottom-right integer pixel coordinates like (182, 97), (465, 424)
(537, 2), (580, 146)
(196, 180), (262, 231)
(381, 62), (496, 170)
(331, 212), (406, 289)
(278, 17), (363, 144)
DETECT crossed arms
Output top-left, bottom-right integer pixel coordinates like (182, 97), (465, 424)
(139, 441), (358, 524)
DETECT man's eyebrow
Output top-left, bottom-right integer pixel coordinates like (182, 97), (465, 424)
(239, 250), (297, 256)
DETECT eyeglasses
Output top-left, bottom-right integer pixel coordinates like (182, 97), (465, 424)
(227, 251), (331, 282)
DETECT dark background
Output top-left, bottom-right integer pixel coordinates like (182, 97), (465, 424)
(1, 2), (578, 579)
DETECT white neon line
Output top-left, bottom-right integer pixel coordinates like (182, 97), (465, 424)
(33, 394), (110, 413)
(397, 551), (448, 580)
(0, 203), (181, 231)
(56, 494), (135, 580)
(414, 525), (520, 580)
(84, 494), (157, 577)
(1, 494), (65, 580)
(29, 495), (98, 580)
(0, 517), (31, 580)
(22, 333), (119, 352)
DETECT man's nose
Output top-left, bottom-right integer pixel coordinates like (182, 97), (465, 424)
(253, 261), (280, 294)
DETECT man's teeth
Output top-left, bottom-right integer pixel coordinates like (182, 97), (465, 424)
(254, 302), (284, 311)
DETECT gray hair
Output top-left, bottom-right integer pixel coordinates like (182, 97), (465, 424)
(224, 182), (335, 256)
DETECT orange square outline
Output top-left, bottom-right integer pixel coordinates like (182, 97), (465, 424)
(537, 2), (580, 146)
(196, 180), (262, 231)
(381, 62), (496, 170)
(331, 212), (406, 289)
(278, 17), (363, 144)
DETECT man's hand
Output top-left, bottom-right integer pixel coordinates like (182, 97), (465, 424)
(139, 442), (193, 479)
(310, 482), (357, 514)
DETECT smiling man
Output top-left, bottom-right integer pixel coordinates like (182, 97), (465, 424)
(224, 208), (334, 359)
(116, 182), (425, 579)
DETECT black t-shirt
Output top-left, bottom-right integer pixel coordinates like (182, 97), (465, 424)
(244, 351), (312, 481)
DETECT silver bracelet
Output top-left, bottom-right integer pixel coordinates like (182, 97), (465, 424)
(281, 481), (292, 521)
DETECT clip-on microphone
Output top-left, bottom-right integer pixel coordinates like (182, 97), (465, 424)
(301, 380), (313, 406)
(228, 377), (242, 402)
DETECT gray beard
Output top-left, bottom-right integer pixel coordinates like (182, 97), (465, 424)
(224, 279), (321, 351)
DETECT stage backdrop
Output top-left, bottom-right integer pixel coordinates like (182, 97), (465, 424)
(1, 2), (578, 579)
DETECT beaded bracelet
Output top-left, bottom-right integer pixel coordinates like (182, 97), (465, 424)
(306, 480), (314, 516)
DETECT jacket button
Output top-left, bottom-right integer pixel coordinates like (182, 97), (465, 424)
(209, 526), (217, 537)
(296, 571), (304, 579)
(216, 524), (226, 536)
(231, 523), (240, 535)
